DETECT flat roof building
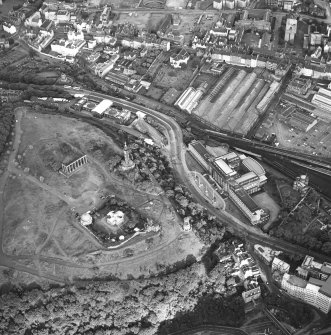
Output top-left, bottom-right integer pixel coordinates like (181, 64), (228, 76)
(312, 87), (331, 110)
(188, 140), (214, 171)
(272, 257), (290, 274)
(92, 99), (113, 117)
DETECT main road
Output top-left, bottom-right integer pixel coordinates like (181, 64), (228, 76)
(67, 87), (331, 263)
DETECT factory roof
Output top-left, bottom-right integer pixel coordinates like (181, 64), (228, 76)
(92, 99), (113, 115)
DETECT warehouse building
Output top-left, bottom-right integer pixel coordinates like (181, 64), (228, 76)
(92, 99), (113, 117)
(312, 87), (331, 110)
(175, 82), (208, 114)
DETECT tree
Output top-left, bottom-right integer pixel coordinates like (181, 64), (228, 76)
(28, 48), (37, 59)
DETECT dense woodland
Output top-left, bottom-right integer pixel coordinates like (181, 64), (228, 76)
(0, 66), (318, 334)
(0, 261), (246, 335)
(269, 188), (331, 254)
(0, 104), (14, 157)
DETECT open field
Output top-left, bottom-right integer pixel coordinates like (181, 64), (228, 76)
(148, 13), (166, 31)
(0, 110), (204, 284)
(3, 176), (96, 257)
(161, 87), (181, 105)
(116, 12), (151, 29)
(0, 48), (28, 68)
(145, 85), (164, 100)
(0, 0), (25, 15)
(153, 64), (194, 91)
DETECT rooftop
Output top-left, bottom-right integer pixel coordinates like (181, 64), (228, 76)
(235, 188), (260, 212)
(320, 276), (331, 297)
(214, 158), (235, 176)
(286, 274), (307, 288)
(235, 172), (258, 184)
(242, 157), (265, 177)
(92, 99), (113, 115)
(190, 140), (212, 161)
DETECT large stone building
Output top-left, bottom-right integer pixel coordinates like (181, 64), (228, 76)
(281, 256), (331, 314)
(188, 140), (268, 224)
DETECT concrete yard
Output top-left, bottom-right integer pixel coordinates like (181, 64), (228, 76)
(259, 100), (331, 157)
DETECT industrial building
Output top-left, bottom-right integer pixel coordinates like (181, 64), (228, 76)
(196, 66), (272, 135)
(312, 87), (331, 110)
(175, 82), (208, 114)
(92, 99), (113, 117)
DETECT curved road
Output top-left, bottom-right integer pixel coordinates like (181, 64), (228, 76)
(165, 324), (249, 335)
(72, 88), (331, 263)
(3, 90), (331, 284)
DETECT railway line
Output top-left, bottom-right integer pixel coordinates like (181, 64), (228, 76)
(202, 128), (331, 166)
